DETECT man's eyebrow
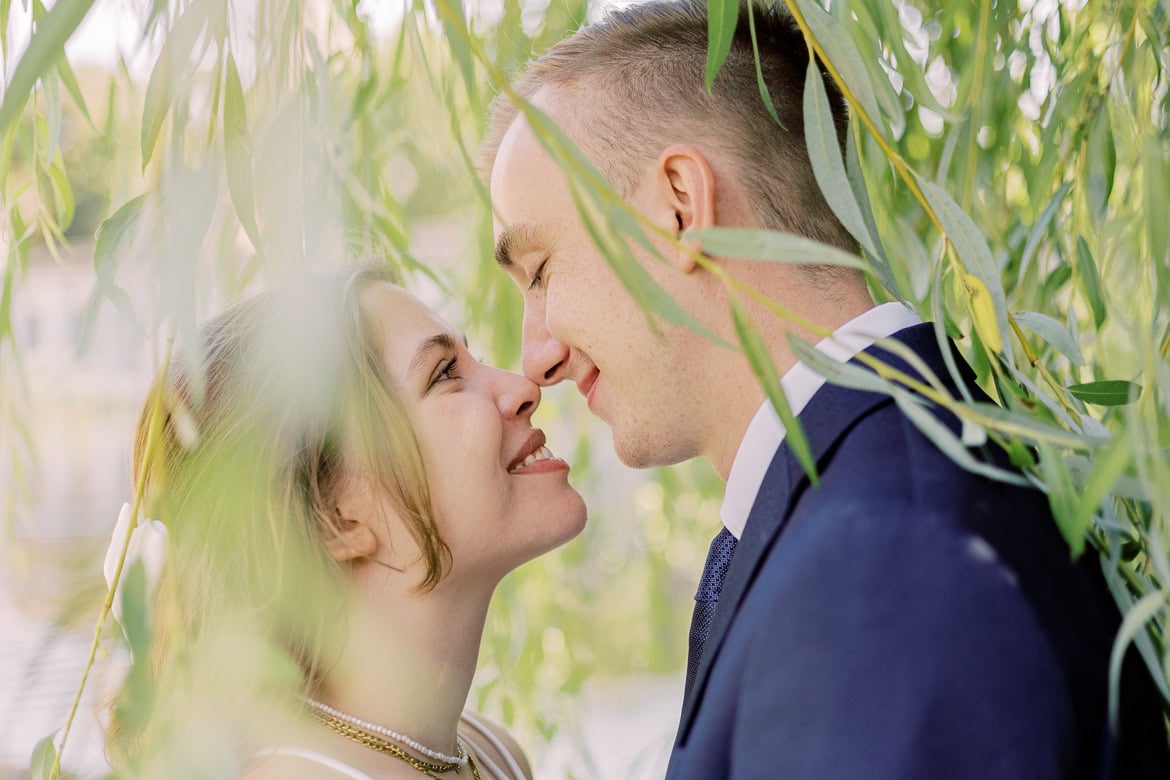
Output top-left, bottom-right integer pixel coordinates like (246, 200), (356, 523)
(409, 333), (463, 378)
(495, 224), (540, 269)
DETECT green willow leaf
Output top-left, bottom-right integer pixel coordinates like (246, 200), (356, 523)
(224, 53), (262, 250)
(845, 120), (899, 299)
(705, 0), (739, 93)
(1067, 380), (1141, 406)
(692, 227), (865, 269)
(29, 734), (56, 780)
(0, 0), (96, 136)
(1075, 237), (1107, 328)
(731, 297), (817, 485)
(792, 0), (883, 138)
(803, 61), (879, 259)
(745, 0), (781, 126)
(1013, 311), (1084, 365)
(968, 402), (1106, 450)
(787, 334), (891, 394)
(891, 388), (1031, 487)
(921, 179), (1013, 362)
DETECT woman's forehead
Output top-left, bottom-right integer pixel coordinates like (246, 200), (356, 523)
(360, 283), (458, 373)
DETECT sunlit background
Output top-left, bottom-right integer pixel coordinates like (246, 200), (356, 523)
(3, 0), (1169, 776)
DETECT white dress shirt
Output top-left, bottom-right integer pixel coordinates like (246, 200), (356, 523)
(720, 303), (923, 539)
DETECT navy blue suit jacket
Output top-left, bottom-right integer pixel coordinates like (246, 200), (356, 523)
(666, 323), (1168, 779)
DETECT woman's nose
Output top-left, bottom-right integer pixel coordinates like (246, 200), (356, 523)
(497, 369), (542, 420)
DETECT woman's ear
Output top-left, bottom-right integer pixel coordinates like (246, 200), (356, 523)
(657, 144), (717, 273)
(328, 476), (380, 563)
(324, 512), (379, 563)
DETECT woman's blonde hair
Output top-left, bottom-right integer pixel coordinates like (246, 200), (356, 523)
(107, 263), (449, 771)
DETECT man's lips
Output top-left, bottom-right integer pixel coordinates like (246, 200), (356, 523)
(577, 368), (600, 410)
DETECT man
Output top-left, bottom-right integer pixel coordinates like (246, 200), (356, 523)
(481, 1), (1168, 777)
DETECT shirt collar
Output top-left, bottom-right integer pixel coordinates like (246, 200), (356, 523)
(720, 303), (923, 538)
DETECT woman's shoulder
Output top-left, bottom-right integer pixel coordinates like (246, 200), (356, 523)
(459, 711), (534, 780)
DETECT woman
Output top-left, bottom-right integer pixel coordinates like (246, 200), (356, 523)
(104, 264), (586, 778)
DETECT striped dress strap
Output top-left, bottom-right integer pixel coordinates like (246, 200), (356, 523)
(459, 711), (529, 780)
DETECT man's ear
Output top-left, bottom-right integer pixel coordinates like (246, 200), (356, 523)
(324, 511), (379, 563)
(657, 144), (717, 273)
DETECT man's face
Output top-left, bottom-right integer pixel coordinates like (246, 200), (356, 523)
(489, 106), (711, 469)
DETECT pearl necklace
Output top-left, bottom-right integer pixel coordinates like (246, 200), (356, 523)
(304, 697), (469, 767)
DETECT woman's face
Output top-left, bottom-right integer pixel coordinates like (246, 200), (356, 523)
(360, 283), (586, 581)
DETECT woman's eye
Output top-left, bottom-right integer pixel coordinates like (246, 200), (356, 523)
(435, 357), (460, 384)
(527, 259), (548, 291)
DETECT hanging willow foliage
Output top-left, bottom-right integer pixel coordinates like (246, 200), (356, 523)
(2, 0), (1168, 776)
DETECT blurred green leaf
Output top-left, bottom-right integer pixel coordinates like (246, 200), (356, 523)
(731, 296), (817, 485)
(1018, 182), (1071, 283)
(223, 53), (262, 250)
(692, 227), (865, 269)
(43, 67), (62, 161)
(90, 194), (147, 335)
(433, 0), (477, 101)
(1109, 589), (1169, 730)
(1086, 107), (1115, 221)
(29, 734), (56, 780)
(141, 0), (209, 168)
(1068, 380), (1141, 406)
(0, 0), (96, 136)
(1143, 134), (1169, 264)
(1075, 237), (1107, 328)
(56, 55), (93, 127)
(705, 0), (739, 93)
(1039, 441), (1087, 556)
(120, 560), (151, 658)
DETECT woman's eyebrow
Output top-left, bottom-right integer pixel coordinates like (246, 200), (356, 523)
(408, 332), (468, 377)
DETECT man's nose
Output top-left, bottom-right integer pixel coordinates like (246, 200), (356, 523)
(521, 305), (570, 386)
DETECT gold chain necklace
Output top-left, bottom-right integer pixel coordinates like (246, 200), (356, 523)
(306, 706), (483, 779)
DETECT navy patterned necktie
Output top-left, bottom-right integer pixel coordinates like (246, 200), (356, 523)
(684, 527), (738, 704)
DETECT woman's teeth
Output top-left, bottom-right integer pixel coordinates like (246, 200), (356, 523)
(510, 446), (555, 472)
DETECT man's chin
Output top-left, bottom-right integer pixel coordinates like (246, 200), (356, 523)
(611, 426), (690, 470)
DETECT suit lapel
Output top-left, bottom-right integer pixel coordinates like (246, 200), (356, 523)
(675, 323), (955, 744)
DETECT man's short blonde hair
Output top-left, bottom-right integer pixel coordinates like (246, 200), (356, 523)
(480, 0), (858, 256)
